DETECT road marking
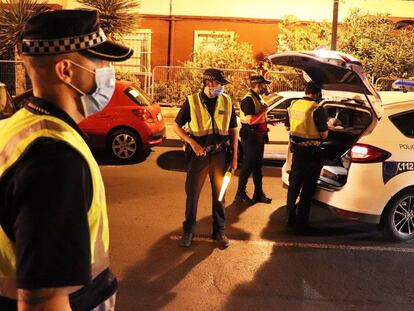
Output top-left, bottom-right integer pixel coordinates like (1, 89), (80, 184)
(170, 235), (414, 253)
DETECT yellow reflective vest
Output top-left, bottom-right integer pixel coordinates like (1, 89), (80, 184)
(288, 98), (321, 139)
(0, 108), (110, 299)
(187, 93), (232, 136)
(239, 90), (267, 125)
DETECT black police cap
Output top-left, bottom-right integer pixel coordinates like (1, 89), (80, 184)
(202, 68), (230, 85)
(20, 10), (133, 62)
(250, 75), (271, 84)
(305, 81), (322, 95)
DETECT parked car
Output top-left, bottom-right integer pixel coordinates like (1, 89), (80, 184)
(273, 50), (414, 241)
(80, 80), (166, 161)
(0, 80), (166, 162)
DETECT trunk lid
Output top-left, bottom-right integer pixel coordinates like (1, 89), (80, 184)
(267, 50), (383, 119)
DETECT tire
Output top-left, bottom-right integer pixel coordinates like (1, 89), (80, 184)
(108, 129), (142, 162)
(381, 189), (414, 242)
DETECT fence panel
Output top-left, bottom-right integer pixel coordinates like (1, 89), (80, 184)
(113, 63), (151, 94)
(0, 60), (31, 96)
(151, 66), (255, 106)
(374, 77), (398, 91)
(264, 71), (306, 93)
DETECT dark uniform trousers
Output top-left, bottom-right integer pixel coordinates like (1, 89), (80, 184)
(183, 150), (227, 235)
(287, 145), (322, 225)
(237, 129), (265, 195)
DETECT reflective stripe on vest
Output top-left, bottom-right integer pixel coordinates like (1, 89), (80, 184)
(288, 99), (321, 139)
(187, 93), (232, 136)
(239, 91), (267, 124)
(0, 108), (109, 298)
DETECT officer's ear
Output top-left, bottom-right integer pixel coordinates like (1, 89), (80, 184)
(55, 59), (74, 83)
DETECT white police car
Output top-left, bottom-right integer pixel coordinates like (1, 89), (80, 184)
(272, 51), (414, 241)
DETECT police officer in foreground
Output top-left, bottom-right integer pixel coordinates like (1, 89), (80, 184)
(0, 10), (133, 310)
(173, 68), (239, 248)
(235, 75), (272, 205)
(285, 82), (328, 233)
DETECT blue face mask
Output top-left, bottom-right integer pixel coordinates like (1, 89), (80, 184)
(211, 85), (224, 97)
(67, 61), (116, 117)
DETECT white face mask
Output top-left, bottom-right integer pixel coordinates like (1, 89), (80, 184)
(66, 61), (116, 117)
(211, 85), (224, 97)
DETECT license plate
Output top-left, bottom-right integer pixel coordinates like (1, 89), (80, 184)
(157, 113), (162, 121)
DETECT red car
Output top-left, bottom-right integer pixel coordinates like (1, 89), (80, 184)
(80, 80), (166, 161)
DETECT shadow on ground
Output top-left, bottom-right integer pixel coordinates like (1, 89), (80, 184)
(93, 149), (151, 166)
(222, 205), (414, 311)
(116, 201), (251, 310)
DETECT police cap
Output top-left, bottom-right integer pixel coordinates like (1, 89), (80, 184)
(249, 75), (271, 84)
(19, 10), (133, 62)
(202, 68), (230, 85)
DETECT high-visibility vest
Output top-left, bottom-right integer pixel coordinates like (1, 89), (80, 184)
(0, 108), (110, 299)
(187, 93), (232, 137)
(239, 91), (267, 125)
(288, 98), (321, 139)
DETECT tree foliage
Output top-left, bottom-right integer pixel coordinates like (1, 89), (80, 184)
(0, 0), (50, 58)
(277, 10), (414, 80)
(77, 0), (141, 40)
(154, 34), (257, 106)
(278, 15), (332, 52)
(339, 10), (414, 80)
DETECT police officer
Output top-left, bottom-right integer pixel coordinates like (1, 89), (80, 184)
(0, 10), (133, 310)
(173, 68), (239, 248)
(235, 75), (272, 205)
(285, 82), (329, 233)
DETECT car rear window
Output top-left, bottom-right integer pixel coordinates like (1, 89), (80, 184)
(125, 85), (152, 106)
(390, 111), (414, 138)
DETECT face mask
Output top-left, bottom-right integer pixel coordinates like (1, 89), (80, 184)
(259, 88), (269, 95)
(211, 85), (224, 97)
(67, 61), (116, 117)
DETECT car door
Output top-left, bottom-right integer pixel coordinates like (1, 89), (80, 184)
(264, 97), (300, 160)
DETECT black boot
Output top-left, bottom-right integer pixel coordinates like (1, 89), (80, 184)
(234, 191), (254, 205)
(253, 191), (272, 204)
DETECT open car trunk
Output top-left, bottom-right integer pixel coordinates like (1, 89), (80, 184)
(318, 101), (373, 188)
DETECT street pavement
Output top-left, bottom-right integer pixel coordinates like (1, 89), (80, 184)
(97, 146), (414, 311)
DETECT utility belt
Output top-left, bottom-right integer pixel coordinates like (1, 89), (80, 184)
(240, 124), (269, 142)
(290, 140), (321, 147)
(184, 136), (231, 163)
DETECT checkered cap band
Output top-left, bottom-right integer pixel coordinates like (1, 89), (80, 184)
(203, 74), (216, 80)
(21, 28), (107, 55)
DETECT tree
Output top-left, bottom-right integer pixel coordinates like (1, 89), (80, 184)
(153, 34), (257, 106)
(0, 0), (50, 57)
(0, 0), (50, 94)
(77, 0), (141, 40)
(339, 9), (414, 80)
(277, 15), (332, 52)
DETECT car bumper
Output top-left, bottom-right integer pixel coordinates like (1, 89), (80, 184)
(148, 127), (166, 146)
(314, 162), (388, 223)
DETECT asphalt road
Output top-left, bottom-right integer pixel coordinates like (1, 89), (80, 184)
(97, 146), (414, 311)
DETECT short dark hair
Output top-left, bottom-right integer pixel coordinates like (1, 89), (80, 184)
(305, 82), (321, 95)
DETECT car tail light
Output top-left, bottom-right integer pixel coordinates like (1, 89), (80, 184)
(350, 143), (391, 163)
(132, 109), (154, 123)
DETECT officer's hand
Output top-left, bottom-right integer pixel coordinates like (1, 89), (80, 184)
(191, 141), (206, 156)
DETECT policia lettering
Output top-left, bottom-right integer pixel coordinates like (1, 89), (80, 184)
(187, 93), (232, 137)
(0, 109), (109, 298)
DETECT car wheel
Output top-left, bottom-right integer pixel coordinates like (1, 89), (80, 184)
(381, 189), (414, 241)
(109, 129), (142, 162)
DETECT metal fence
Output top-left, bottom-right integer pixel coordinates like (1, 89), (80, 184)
(151, 66), (256, 106)
(0, 59), (408, 102)
(374, 77), (399, 91)
(0, 60), (31, 96)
